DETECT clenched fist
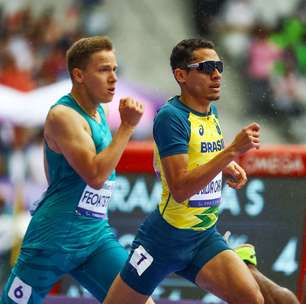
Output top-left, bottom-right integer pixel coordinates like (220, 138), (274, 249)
(119, 97), (144, 129)
(231, 122), (260, 154)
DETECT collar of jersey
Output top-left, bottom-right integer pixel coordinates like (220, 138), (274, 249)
(171, 96), (212, 117)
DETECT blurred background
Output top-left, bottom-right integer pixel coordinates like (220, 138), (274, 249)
(0, 0), (305, 303)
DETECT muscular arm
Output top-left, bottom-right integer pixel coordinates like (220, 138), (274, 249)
(161, 123), (260, 203)
(161, 146), (237, 203)
(44, 105), (134, 189)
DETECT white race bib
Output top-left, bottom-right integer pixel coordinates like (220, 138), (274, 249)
(189, 172), (222, 208)
(76, 181), (114, 219)
(8, 276), (32, 304)
(129, 245), (153, 276)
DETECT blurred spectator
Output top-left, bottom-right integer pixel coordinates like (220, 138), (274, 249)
(77, 0), (110, 35)
(270, 63), (305, 117)
(7, 126), (32, 185)
(0, 50), (36, 91)
(0, 6), (78, 91)
(0, 2), (111, 93)
(270, 16), (305, 49)
(206, 0), (306, 141)
(248, 26), (281, 80)
(38, 43), (67, 85)
(246, 26), (281, 114)
(297, 1), (306, 22)
(294, 33), (306, 75)
(0, 193), (9, 215)
(192, 0), (227, 36)
(5, 8), (36, 73)
(0, 6), (5, 38)
(24, 129), (46, 187)
(217, 0), (256, 63)
(252, 0), (300, 28)
(3, 126), (47, 191)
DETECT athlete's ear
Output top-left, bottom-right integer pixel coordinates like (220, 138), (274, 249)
(72, 68), (84, 84)
(173, 68), (188, 84)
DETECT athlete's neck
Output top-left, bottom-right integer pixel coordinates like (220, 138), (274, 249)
(70, 88), (98, 118)
(180, 93), (211, 114)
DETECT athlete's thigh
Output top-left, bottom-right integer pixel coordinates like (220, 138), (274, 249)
(196, 249), (261, 302)
(70, 243), (128, 302)
(2, 249), (65, 304)
(120, 241), (173, 297)
(119, 222), (195, 297)
(176, 228), (229, 282)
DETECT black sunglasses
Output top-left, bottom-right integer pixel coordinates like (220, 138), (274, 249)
(187, 60), (224, 74)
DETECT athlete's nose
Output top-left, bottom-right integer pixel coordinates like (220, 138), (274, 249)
(211, 68), (222, 80)
(109, 70), (117, 83)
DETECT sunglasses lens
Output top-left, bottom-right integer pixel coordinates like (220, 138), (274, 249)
(199, 61), (223, 74)
(202, 61), (215, 74)
(216, 61), (223, 73)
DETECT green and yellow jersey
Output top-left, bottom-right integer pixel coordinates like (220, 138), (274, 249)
(153, 96), (224, 231)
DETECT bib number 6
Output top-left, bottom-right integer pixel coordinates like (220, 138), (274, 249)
(8, 276), (32, 304)
(14, 286), (24, 298)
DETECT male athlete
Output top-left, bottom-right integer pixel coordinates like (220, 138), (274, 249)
(104, 39), (299, 304)
(1, 36), (154, 304)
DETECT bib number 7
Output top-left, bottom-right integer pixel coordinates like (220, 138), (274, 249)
(129, 245), (153, 276)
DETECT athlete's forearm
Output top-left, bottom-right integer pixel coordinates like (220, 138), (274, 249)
(89, 124), (134, 188)
(170, 146), (238, 203)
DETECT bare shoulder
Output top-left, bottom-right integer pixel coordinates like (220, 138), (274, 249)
(45, 105), (88, 133)
(46, 105), (80, 126)
(44, 105), (89, 152)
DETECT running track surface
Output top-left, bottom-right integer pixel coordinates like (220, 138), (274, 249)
(45, 297), (203, 304)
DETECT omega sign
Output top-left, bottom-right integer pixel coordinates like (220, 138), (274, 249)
(239, 148), (306, 177)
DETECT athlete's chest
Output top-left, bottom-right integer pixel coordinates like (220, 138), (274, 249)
(188, 113), (224, 163)
(83, 118), (112, 153)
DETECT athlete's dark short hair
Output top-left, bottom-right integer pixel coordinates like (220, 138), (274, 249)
(66, 36), (113, 80)
(170, 38), (215, 70)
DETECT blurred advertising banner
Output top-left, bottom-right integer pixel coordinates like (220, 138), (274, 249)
(0, 80), (164, 139)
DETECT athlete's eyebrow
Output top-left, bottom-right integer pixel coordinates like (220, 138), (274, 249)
(98, 63), (118, 70)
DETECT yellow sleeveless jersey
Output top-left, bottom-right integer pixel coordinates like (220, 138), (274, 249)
(153, 96), (224, 230)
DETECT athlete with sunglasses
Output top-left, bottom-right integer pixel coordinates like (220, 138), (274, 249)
(104, 38), (298, 304)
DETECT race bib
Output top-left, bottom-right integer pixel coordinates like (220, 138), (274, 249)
(76, 181), (114, 219)
(189, 172), (222, 208)
(8, 276), (32, 304)
(129, 245), (153, 276)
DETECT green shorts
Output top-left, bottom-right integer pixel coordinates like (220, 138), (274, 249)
(1, 225), (128, 303)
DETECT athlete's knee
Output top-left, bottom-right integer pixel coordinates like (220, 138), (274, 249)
(104, 274), (148, 304)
